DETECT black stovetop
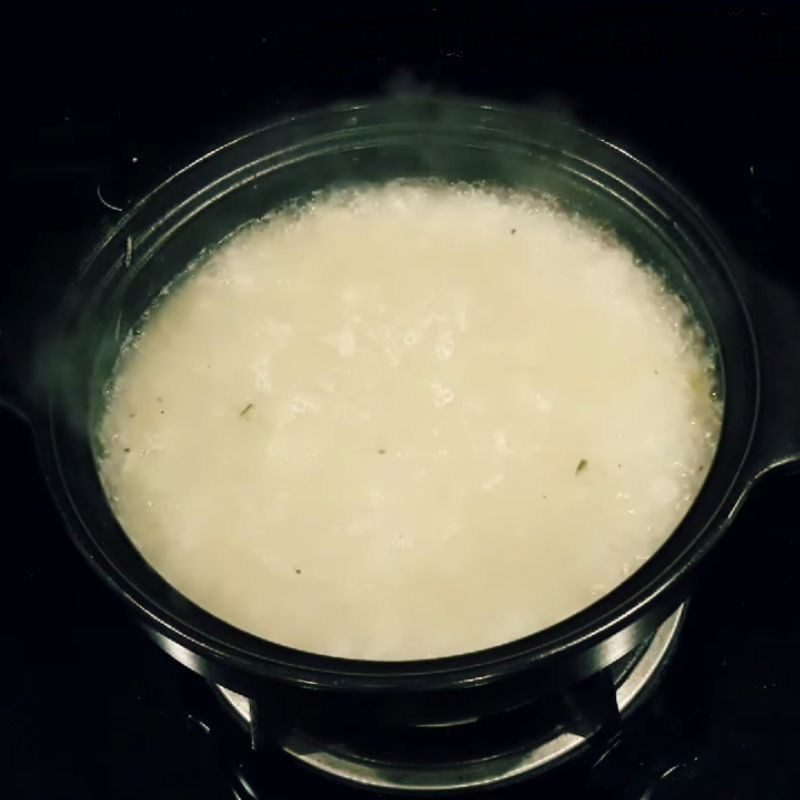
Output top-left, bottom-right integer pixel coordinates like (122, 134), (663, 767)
(4, 8), (800, 799)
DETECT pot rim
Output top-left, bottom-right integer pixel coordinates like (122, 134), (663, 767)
(37, 95), (760, 691)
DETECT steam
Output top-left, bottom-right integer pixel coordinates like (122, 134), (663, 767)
(28, 89), (596, 447)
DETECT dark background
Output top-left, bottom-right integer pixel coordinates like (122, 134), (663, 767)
(2, 5), (799, 798)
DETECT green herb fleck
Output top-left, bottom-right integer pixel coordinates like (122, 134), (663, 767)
(240, 403), (254, 417)
(576, 459), (588, 475)
(510, 228), (517, 235)
(295, 568), (302, 575)
(378, 448), (387, 455)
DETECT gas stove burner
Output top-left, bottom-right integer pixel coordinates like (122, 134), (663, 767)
(215, 604), (685, 793)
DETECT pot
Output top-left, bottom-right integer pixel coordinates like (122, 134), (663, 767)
(2, 96), (798, 744)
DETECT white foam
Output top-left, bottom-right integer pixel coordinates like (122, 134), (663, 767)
(99, 181), (721, 661)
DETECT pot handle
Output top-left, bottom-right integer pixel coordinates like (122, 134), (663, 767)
(0, 316), (32, 425)
(741, 267), (800, 485)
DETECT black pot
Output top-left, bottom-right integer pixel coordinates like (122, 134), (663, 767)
(2, 97), (798, 739)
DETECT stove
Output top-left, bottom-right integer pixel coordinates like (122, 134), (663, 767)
(214, 606), (684, 793)
(3, 7), (800, 799)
